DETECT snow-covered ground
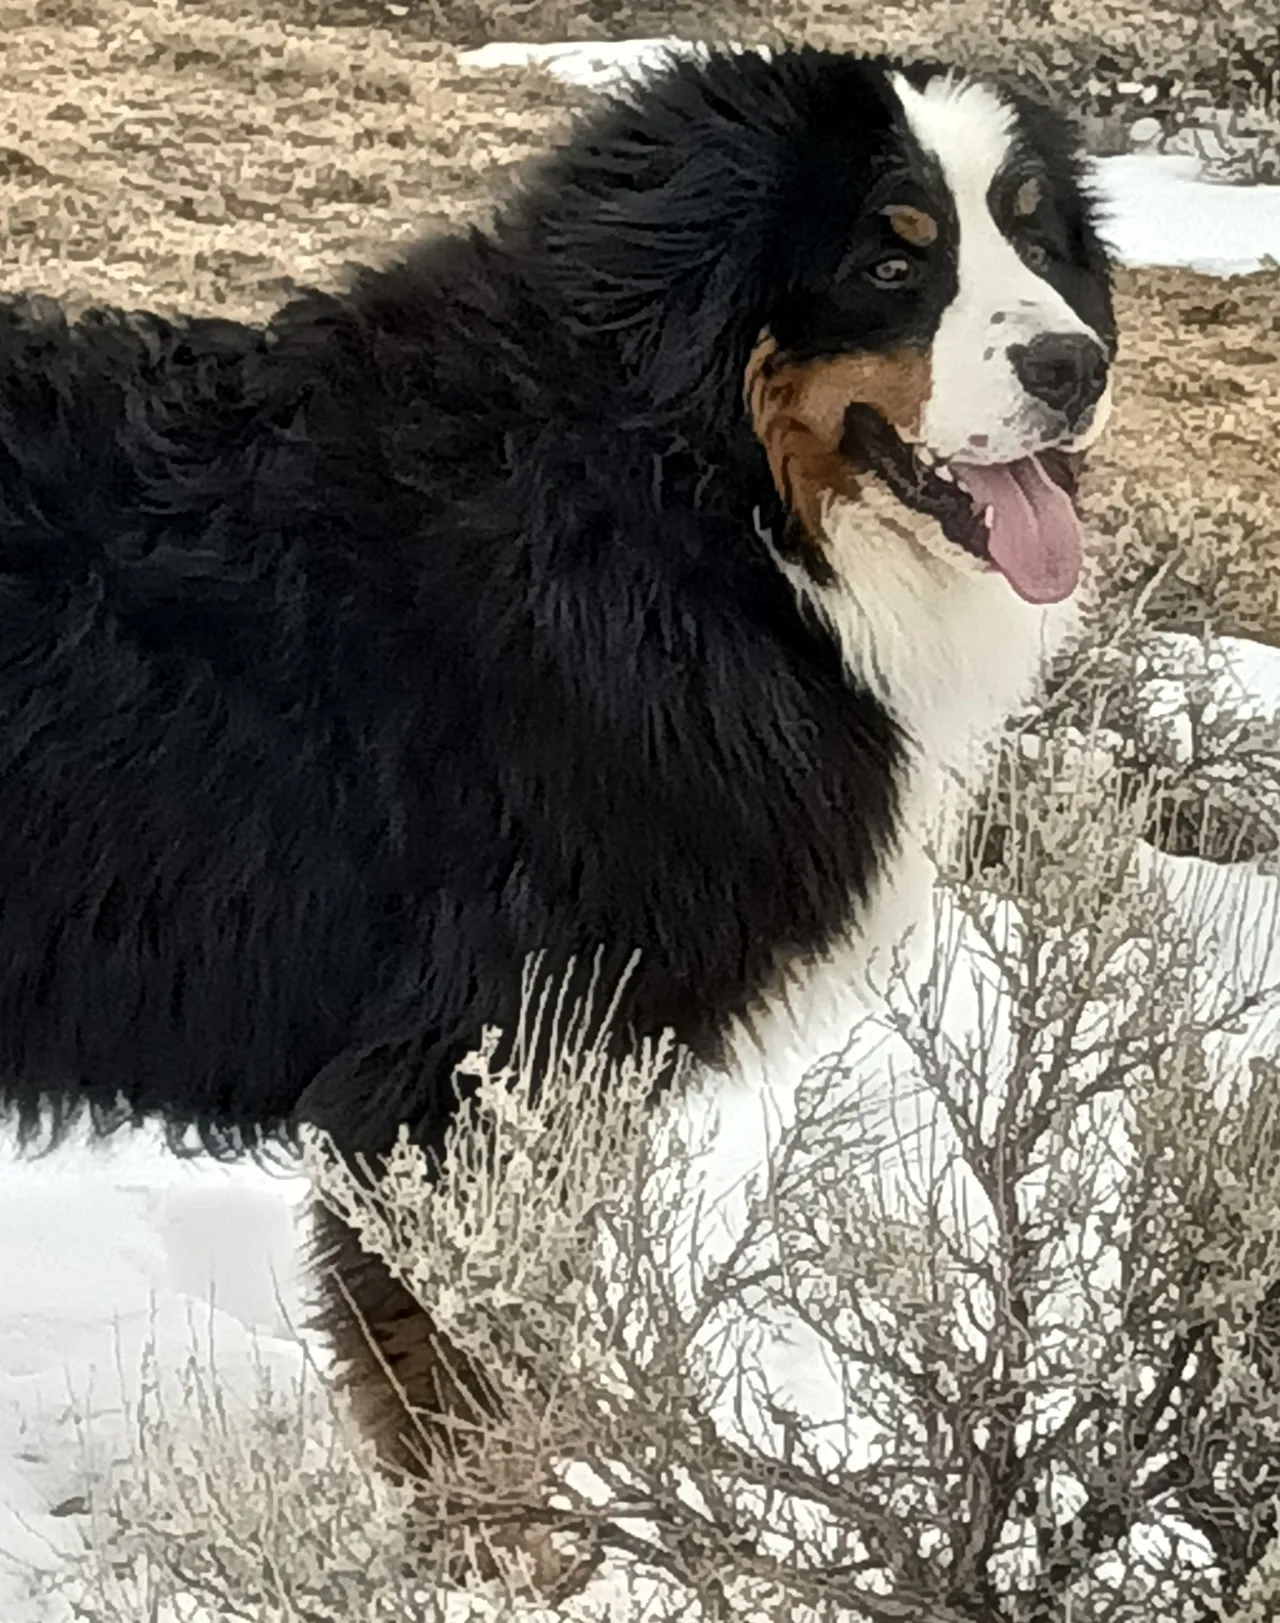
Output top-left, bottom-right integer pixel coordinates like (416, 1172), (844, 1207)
(461, 35), (700, 88)
(465, 37), (1280, 275)
(4, 37), (1280, 1623)
(0, 1135), (313, 1612)
(1094, 153), (1280, 276)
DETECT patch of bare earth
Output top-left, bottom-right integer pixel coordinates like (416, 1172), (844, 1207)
(1, 0), (1277, 640)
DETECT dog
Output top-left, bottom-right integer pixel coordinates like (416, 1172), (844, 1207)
(0, 44), (1114, 1525)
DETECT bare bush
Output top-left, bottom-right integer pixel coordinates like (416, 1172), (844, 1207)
(49, 1332), (556, 1622)
(52, 615), (1280, 1621)
(981, 581), (1280, 870)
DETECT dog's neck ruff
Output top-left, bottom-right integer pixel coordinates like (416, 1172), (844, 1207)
(779, 490), (1073, 781)
(732, 491), (1074, 1083)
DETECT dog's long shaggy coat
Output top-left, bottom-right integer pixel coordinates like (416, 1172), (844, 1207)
(0, 46), (1114, 1488)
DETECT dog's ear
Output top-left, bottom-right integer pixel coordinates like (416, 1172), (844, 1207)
(527, 51), (798, 426)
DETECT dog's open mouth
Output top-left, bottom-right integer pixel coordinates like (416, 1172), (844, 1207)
(840, 403), (1085, 606)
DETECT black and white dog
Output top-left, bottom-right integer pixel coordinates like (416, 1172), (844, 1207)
(0, 48), (1114, 1483)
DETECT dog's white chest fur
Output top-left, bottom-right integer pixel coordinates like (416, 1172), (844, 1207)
(816, 490), (1074, 778)
(736, 495), (1074, 1080)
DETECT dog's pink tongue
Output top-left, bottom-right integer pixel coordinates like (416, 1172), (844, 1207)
(953, 456), (1082, 604)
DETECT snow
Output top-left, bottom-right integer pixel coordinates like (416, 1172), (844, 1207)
(0, 1132), (313, 1615)
(1093, 153), (1280, 276)
(462, 38), (1280, 274)
(1138, 634), (1280, 1053)
(460, 37), (696, 89)
(5, 35), (1280, 1623)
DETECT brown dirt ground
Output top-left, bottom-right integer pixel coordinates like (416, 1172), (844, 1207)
(2, 0), (1278, 641)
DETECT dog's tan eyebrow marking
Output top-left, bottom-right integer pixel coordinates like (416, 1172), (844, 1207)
(883, 204), (938, 246)
(1013, 176), (1042, 216)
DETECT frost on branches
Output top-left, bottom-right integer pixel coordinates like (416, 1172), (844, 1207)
(58, 617), (1280, 1622)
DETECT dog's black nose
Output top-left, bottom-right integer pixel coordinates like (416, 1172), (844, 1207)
(1009, 332), (1108, 425)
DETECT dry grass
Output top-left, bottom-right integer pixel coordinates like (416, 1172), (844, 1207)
(1, 0), (1278, 640)
(0, 0), (592, 310)
(1083, 267), (1280, 642)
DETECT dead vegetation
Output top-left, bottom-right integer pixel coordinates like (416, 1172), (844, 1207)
(1083, 266), (1280, 645)
(58, 671), (1280, 1616)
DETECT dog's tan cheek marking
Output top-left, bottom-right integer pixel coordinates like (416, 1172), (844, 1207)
(744, 334), (861, 549)
(745, 337), (933, 544)
(791, 350), (933, 444)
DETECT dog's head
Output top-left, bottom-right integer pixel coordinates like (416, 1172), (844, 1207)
(745, 58), (1114, 606)
(533, 48), (1115, 607)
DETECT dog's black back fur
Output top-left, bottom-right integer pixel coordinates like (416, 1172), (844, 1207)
(0, 50), (921, 1160)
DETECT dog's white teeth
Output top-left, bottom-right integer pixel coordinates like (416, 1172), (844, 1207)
(916, 445), (960, 482)
(982, 504), (995, 527)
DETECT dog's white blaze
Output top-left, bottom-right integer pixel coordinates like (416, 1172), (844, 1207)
(731, 73), (1114, 1081)
(728, 71), (1113, 1084)
(891, 72), (1106, 461)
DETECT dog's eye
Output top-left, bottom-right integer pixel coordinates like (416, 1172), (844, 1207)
(867, 255), (914, 288)
(1020, 238), (1053, 271)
